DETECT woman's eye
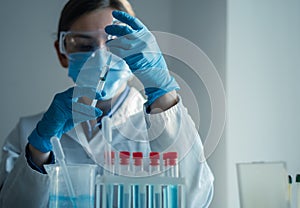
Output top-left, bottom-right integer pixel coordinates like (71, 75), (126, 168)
(77, 44), (98, 52)
(65, 34), (102, 53)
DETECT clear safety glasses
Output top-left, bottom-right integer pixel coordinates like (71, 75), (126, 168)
(59, 30), (109, 57)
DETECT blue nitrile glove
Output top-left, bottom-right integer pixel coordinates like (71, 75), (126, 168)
(105, 10), (180, 106)
(28, 87), (103, 153)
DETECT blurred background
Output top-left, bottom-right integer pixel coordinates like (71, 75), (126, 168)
(0, 0), (299, 207)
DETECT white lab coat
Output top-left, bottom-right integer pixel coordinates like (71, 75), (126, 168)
(0, 87), (214, 208)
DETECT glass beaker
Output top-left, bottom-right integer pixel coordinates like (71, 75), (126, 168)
(45, 164), (97, 208)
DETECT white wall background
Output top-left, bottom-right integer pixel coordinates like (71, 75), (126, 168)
(227, 0), (300, 207)
(1, 0), (299, 208)
(0, 0), (71, 151)
(168, 1), (227, 207)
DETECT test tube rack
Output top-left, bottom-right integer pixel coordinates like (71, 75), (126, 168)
(95, 151), (186, 208)
(95, 175), (186, 208)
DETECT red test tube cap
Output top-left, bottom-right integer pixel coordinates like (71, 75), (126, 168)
(133, 152), (143, 158)
(150, 152), (160, 159)
(119, 151), (130, 165)
(119, 151), (130, 158)
(149, 152), (160, 166)
(133, 152), (143, 166)
(163, 152), (169, 160)
(168, 152), (178, 166)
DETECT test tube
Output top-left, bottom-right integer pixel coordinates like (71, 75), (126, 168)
(132, 152), (147, 208)
(147, 152), (161, 208)
(149, 152), (160, 175)
(168, 152), (179, 208)
(162, 153), (169, 208)
(119, 151), (131, 208)
(133, 152), (147, 176)
(119, 151), (131, 176)
(101, 151), (115, 208)
(168, 152), (179, 178)
(104, 151), (115, 175)
(105, 151), (121, 208)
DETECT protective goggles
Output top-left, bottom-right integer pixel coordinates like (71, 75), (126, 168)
(59, 30), (109, 57)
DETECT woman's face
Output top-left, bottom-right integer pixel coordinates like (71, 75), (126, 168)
(57, 8), (132, 101)
(55, 8), (114, 68)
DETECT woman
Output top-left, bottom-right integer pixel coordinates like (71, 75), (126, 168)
(0, 0), (214, 207)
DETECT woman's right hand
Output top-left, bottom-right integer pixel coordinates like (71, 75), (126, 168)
(28, 87), (103, 153)
(105, 11), (179, 106)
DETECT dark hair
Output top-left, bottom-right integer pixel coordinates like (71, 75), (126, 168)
(57, 0), (135, 40)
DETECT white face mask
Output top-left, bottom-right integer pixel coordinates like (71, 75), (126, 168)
(68, 49), (132, 100)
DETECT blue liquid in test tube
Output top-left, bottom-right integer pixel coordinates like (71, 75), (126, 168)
(140, 186), (146, 208)
(106, 184), (123, 208)
(106, 184), (113, 208)
(131, 185), (139, 208)
(168, 185), (178, 208)
(123, 185), (130, 208)
(112, 184), (123, 208)
(146, 185), (153, 208)
(132, 152), (147, 208)
(162, 153), (169, 208)
(148, 152), (161, 208)
(155, 192), (160, 208)
(146, 185), (161, 208)
(118, 151), (131, 208)
(162, 152), (180, 208)
(162, 185), (168, 208)
(168, 152), (179, 208)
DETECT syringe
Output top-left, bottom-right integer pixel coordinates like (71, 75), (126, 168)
(91, 53), (112, 108)
(91, 17), (123, 108)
